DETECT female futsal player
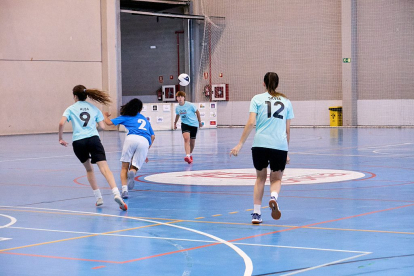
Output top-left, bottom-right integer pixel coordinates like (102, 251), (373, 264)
(230, 72), (294, 224)
(173, 91), (203, 164)
(103, 98), (155, 199)
(58, 85), (127, 211)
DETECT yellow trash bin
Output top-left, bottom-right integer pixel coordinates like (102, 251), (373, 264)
(329, 106), (342, 126)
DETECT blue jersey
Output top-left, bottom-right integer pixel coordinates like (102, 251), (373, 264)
(63, 101), (104, 141)
(249, 92), (294, 151)
(175, 101), (199, 127)
(111, 113), (154, 145)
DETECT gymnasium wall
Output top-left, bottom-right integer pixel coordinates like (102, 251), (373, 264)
(0, 0), (121, 135)
(195, 0), (413, 126)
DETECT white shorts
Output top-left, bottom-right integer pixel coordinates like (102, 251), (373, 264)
(120, 134), (149, 170)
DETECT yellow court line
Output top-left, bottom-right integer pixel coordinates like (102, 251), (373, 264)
(212, 214), (222, 217)
(2, 208), (413, 238)
(245, 209), (253, 211)
(229, 211), (238, 214)
(0, 219), (183, 253)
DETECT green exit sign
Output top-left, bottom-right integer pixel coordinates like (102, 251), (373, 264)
(343, 58), (351, 63)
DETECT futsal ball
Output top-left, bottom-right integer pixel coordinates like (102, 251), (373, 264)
(178, 73), (190, 86)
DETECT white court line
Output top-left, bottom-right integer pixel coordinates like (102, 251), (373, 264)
(359, 142), (412, 150)
(0, 238), (12, 242)
(0, 214), (17, 242)
(292, 152), (413, 158)
(0, 151), (121, 163)
(0, 214), (17, 228)
(0, 205), (253, 276)
(8, 226), (371, 254)
(281, 252), (372, 276)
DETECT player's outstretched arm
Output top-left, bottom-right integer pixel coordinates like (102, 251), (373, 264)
(103, 112), (114, 126)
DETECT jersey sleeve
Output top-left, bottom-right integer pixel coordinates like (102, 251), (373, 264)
(96, 109), (104, 122)
(249, 96), (258, 113)
(148, 122), (155, 136)
(286, 100), (294, 120)
(62, 107), (72, 122)
(110, 116), (124, 126)
(192, 103), (197, 112)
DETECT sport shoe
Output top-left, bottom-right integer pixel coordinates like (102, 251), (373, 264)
(127, 171), (135, 190)
(114, 195), (128, 211)
(121, 190), (129, 199)
(269, 196), (281, 220)
(251, 213), (262, 224)
(96, 198), (103, 206)
(190, 156), (193, 162)
(184, 156), (193, 164)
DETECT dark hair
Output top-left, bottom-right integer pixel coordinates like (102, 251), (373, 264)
(176, 91), (186, 98)
(264, 72), (287, 98)
(72, 85), (112, 105)
(120, 98), (143, 116)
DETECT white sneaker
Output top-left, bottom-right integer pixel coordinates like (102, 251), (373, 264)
(96, 198), (103, 206)
(127, 171), (135, 190)
(269, 196), (281, 220)
(114, 195), (128, 211)
(251, 213), (262, 224)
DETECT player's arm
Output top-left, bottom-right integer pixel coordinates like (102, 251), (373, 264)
(58, 116), (68, 147)
(103, 112), (114, 126)
(149, 135), (155, 149)
(286, 119), (291, 164)
(173, 114), (180, 130)
(145, 135), (155, 163)
(195, 110), (202, 127)
(230, 112), (256, 156)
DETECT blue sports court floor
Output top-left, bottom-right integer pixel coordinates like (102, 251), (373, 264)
(1, 127), (413, 275)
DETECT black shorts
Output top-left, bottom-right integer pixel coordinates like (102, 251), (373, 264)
(252, 147), (288, 172)
(181, 123), (198, 139)
(72, 136), (106, 164)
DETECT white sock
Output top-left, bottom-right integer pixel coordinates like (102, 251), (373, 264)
(186, 154), (190, 157)
(93, 189), (102, 200)
(112, 187), (120, 196)
(254, 204), (261, 215)
(271, 192), (279, 200)
(122, 185), (128, 192)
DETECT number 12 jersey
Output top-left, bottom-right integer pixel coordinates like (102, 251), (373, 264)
(249, 92), (294, 151)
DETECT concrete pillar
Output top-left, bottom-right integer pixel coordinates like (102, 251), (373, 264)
(101, 0), (122, 119)
(341, 0), (358, 126)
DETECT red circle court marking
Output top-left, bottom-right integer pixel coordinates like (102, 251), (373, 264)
(142, 168), (368, 186)
(73, 175), (89, 186)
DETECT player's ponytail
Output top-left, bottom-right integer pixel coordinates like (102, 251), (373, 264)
(72, 85), (112, 105)
(264, 72), (287, 99)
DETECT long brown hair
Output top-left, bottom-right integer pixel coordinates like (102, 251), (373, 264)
(264, 72), (287, 99)
(72, 85), (112, 105)
(120, 98), (143, 116)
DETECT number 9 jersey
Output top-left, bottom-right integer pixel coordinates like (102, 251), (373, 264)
(63, 101), (104, 141)
(249, 92), (294, 151)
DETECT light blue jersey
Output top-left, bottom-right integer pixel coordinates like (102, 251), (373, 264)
(175, 101), (199, 127)
(250, 92), (294, 151)
(62, 101), (104, 141)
